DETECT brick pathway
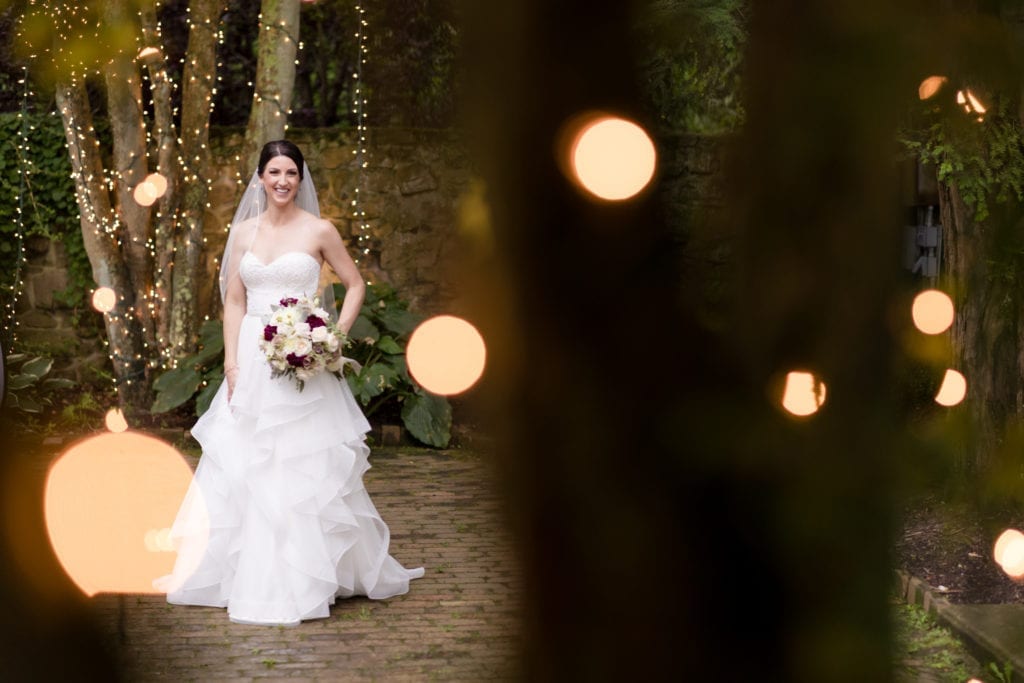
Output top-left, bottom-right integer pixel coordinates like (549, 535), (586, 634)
(90, 447), (521, 681)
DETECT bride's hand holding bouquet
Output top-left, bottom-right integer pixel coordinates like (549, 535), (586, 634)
(259, 295), (350, 390)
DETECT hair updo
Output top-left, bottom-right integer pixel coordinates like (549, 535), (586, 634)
(257, 140), (305, 180)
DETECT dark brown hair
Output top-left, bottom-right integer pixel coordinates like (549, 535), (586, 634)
(257, 140), (305, 180)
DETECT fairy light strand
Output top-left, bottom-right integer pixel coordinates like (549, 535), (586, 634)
(18, 0), (226, 387)
(350, 3), (371, 276)
(3, 65), (33, 349)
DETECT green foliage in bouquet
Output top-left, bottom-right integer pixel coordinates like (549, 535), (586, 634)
(150, 319), (224, 416)
(3, 353), (76, 414)
(337, 282), (452, 448)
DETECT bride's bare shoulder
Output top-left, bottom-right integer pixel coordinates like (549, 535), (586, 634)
(233, 215), (259, 234)
(229, 217), (258, 249)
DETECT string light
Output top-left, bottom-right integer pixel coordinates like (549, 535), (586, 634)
(350, 3), (372, 278)
(14, 0), (229, 391)
(2, 65), (33, 348)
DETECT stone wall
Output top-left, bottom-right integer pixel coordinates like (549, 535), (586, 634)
(14, 236), (107, 380)
(14, 130), (726, 373)
(14, 127), (474, 375)
(202, 128), (473, 317)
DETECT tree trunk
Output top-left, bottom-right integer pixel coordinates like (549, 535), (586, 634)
(169, 0), (225, 356)
(56, 80), (149, 410)
(139, 5), (181, 356)
(240, 0), (300, 176)
(941, 178), (1024, 478)
(104, 49), (157, 353)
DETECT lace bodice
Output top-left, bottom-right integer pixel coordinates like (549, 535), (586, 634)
(240, 251), (321, 315)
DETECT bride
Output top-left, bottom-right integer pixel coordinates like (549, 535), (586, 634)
(156, 140), (424, 625)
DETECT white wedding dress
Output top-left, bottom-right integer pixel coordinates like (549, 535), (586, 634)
(157, 250), (424, 625)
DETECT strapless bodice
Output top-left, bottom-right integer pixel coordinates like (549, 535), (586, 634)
(240, 251), (321, 315)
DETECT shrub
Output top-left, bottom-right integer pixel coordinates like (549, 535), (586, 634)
(150, 284), (452, 447)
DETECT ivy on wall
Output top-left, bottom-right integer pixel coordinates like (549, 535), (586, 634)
(0, 111), (91, 321)
(635, 0), (747, 134)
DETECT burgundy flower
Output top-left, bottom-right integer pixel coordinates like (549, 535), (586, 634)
(286, 352), (307, 368)
(279, 297), (299, 306)
(263, 324), (277, 341)
(306, 314), (326, 329)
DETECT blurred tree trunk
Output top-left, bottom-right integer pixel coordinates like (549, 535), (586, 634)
(240, 0), (300, 176)
(940, 179), (1024, 477)
(462, 0), (910, 679)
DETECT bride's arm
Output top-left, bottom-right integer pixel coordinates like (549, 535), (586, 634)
(222, 250), (248, 400)
(317, 220), (365, 335)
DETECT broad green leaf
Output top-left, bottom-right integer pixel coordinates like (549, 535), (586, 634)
(353, 363), (400, 403)
(154, 365), (195, 392)
(42, 377), (76, 389)
(189, 341), (224, 369)
(189, 320), (225, 368)
(349, 314), (380, 343)
(401, 391), (451, 448)
(151, 366), (202, 413)
(346, 373), (366, 404)
(4, 353), (28, 365)
(199, 318), (223, 344)
(377, 308), (422, 338)
(7, 373), (36, 391)
(21, 356), (53, 379)
(390, 354), (412, 384)
(195, 377), (222, 416)
(376, 335), (403, 355)
(15, 394), (43, 413)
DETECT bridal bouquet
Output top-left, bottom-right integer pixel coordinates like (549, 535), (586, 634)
(259, 295), (348, 390)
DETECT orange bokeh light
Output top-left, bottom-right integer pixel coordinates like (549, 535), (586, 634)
(568, 115), (656, 201)
(935, 369), (967, 407)
(104, 408), (128, 433)
(911, 289), (954, 335)
(406, 315), (487, 396)
(133, 181), (158, 207)
(44, 431), (206, 596)
(994, 528), (1024, 578)
(146, 172), (168, 197)
(917, 75), (948, 100)
(957, 88), (987, 118)
(966, 90), (987, 114)
(91, 286), (117, 313)
(780, 371), (827, 417)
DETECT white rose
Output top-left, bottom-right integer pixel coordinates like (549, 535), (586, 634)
(282, 336), (305, 356)
(294, 322), (311, 337)
(311, 326), (329, 343)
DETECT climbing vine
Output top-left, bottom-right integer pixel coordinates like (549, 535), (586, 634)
(0, 111), (91, 324)
(902, 96), (1024, 223)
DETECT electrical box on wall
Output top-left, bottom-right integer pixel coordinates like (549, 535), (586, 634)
(904, 205), (941, 280)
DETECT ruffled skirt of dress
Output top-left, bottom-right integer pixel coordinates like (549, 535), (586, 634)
(154, 313), (424, 625)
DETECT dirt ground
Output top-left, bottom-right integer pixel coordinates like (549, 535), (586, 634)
(894, 496), (1024, 604)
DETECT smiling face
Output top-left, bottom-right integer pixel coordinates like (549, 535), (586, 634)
(259, 155), (301, 207)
